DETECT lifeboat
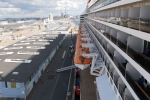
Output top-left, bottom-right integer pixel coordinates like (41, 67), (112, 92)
(74, 49), (92, 70)
(75, 26), (93, 69)
(75, 44), (82, 50)
(74, 24), (106, 76)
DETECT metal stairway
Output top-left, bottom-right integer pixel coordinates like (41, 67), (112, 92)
(56, 65), (76, 72)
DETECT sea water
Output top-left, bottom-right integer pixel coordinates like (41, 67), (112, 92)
(72, 19), (80, 25)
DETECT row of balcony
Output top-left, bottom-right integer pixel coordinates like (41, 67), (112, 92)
(106, 65), (129, 100)
(105, 48), (150, 100)
(90, 0), (120, 12)
(104, 32), (150, 74)
(90, 23), (150, 75)
(86, 22), (150, 100)
(87, 17), (150, 34)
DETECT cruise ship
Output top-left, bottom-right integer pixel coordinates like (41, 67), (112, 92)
(0, 0), (150, 100)
(75, 0), (150, 100)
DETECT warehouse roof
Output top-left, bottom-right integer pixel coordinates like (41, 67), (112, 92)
(0, 32), (65, 82)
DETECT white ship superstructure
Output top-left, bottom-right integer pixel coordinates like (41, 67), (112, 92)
(78, 0), (150, 100)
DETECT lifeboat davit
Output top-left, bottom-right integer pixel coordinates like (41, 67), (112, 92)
(76, 44), (89, 51)
(77, 35), (86, 39)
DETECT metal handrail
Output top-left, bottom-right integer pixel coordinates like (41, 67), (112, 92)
(126, 71), (150, 100)
(124, 95), (129, 100)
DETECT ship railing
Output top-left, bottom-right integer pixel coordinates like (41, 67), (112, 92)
(87, 20), (150, 100)
(103, 43), (107, 52)
(110, 72), (113, 79)
(120, 17), (128, 27)
(118, 84), (125, 99)
(140, 18), (150, 33)
(126, 71), (150, 100)
(90, 15), (150, 34)
(92, 0), (120, 11)
(107, 49), (114, 60)
(106, 62), (110, 68)
(91, 23), (150, 75)
(106, 63), (110, 72)
(110, 35), (117, 44)
(124, 95), (129, 100)
(128, 17), (139, 30)
(109, 68), (114, 78)
(127, 45), (150, 74)
(106, 33), (110, 39)
(117, 39), (127, 53)
(113, 57), (126, 77)
(103, 45), (150, 99)
(113, 75), (118, 88)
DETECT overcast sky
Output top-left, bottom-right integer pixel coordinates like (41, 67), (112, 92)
(0, 0), (87, 18)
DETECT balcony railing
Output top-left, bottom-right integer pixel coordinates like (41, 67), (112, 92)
(103, 44), (107, 52)
(127, 46), (150, 73)
(113, 75), (118, 88)
(126, 71), (150, 100)
(109, 17), (116, 24)
(95, 28), (150, 99)
(107, 49), (114, 60)
(117, 39), (127, 52)
(110, 70), (113, 78)
(140, 18), (150, 33)
(111, 35), (117, 44)
(124, 95), (129, 100)
(120, 17), (128, 27)
(99, 17), (105, 21)
(99, 40), (102, 45)
(88, 15), (150, 34)
(106, 17), (111, 23)
(91, 0), (120, 11)
(96, 22), (150, 74)
(128, 18), (139, 30)
(105, 32), (110, 39)
(106, 62), (109, 68)
(106, 64), (109, 70)
(103, 32), (107, 37)
(114, 57), (126, 77)
(118, 84), (125, 99)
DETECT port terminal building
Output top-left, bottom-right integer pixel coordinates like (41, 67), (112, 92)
(0, 32), (65, 98)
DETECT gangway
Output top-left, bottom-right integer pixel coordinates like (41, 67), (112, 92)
(56, 65), (76, 72)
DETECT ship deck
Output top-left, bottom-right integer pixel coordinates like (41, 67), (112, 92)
(80, 68), (97, 100)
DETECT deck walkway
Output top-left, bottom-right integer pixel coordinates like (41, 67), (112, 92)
(80, 68), (97, 100)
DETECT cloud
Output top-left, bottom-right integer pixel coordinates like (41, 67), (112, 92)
(0, 0), (86, 18)
(0, 1), (14, 8)
(0, 8), (20, 12)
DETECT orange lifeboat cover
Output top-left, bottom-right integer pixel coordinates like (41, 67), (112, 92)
(74, 50), (91, 64)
